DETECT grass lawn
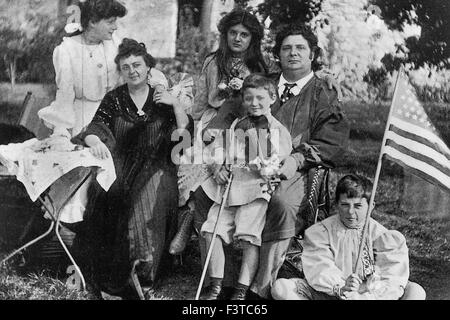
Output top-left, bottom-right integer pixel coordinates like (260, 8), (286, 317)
(1, 100), (449, 300)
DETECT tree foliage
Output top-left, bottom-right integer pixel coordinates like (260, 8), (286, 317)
(311, 0), (405, 100)
(256, 0), (323, 29)
(0, 4), (64, 86)
(372, 0), (450, 69)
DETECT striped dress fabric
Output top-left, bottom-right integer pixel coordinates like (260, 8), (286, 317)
(79, 84), (183, 287)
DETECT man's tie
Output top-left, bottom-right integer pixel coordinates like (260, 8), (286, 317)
(280, 83), (297, 104)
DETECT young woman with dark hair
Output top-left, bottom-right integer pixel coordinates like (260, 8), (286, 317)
(191, 8), (273, 125)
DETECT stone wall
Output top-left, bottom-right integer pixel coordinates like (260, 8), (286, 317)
(115, 0), (178, 58)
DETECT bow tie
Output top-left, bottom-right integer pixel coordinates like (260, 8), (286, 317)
(235, 115), (269, 131)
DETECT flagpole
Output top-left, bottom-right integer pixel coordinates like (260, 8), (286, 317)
(353, 66), (405, 275)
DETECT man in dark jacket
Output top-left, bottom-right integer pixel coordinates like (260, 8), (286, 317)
(176, 23), (350, 300)
(249, 23), (350, 299)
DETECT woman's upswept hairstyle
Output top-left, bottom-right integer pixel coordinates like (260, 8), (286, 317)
(272, 23), (323, 71)
(79, 0), (127, 30)
(114, 38), (156, 70)
(215, 9), (268, 81)
(335, 174), (373, 203)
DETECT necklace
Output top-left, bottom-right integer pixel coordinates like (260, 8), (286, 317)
(81, 35), (102, 58)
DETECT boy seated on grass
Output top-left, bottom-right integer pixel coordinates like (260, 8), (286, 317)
(199, 74), (292, 300)
(271, 174), (426, 300)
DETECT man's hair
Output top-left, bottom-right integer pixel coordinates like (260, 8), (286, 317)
(115, 38), (156, 70)
(272, 23), (322, 71)
(79, 0), (127, 30)
(214, 9), (269, 81)
(241, 73), (278, 99)
(335, 174), (373, 203)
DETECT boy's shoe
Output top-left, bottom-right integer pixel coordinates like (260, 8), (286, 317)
(199, 283), (223, 300)
(230, 286), (248, 300)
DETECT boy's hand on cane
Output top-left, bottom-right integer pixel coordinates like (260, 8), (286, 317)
(213, 164), (230, 185)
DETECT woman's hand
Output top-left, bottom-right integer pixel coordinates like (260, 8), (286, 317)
(89, 141), (110, 160)
(324, 74), (343, 102)
(153, 90), (178, 106)
(85, 135), (110, 160)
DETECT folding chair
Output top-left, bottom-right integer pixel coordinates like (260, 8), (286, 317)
(281, 166), (331, 278)
(0, 165), (93, 291)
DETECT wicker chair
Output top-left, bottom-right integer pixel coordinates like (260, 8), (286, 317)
(280, 166), (331, 278)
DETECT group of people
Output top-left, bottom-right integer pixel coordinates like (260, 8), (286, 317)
(34, 0), (425, 300)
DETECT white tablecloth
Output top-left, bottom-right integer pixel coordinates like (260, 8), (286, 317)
(0, 138), (116, 222)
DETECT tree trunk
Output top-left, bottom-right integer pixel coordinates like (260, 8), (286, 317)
(9, 57), (17, 90)
(200, 0), (214, 51)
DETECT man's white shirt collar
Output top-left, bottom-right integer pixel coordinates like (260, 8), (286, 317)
(278, 71), (314, 98)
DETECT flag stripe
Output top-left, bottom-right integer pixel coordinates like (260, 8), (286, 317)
(391, 117), (450, 155)
(385, 154), (450, 193)
(389, 125), (450, 161)
(384, 146), (450, 189)
(386, 130), (450, 169)
(385, 139), (450, 177)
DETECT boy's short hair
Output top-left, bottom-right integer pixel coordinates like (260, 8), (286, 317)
(241, 73), (278, 99)
(335, 174), (373, 203)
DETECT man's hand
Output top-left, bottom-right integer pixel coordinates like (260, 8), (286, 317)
(278, 156), (297, 180)
(89, 141), (110, 160)
(342, 274), (362, 293)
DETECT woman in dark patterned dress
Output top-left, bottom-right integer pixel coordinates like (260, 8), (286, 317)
(75, 38), (193, 296)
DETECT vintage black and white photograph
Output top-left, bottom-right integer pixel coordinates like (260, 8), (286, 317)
(0, 0), (448, 302)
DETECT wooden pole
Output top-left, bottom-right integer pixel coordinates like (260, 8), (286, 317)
(195, 172), (233, 300)
(353, 66), (404, 275)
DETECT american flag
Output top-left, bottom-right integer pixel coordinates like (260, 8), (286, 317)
(382, 71), (450, 192)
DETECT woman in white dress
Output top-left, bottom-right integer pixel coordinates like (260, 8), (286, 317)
(38, 0), (167, 138)
(36, 0), (168, 225)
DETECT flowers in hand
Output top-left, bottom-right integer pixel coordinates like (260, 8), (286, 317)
(249, 154), (282, 181)
(217, 77), (244, 99)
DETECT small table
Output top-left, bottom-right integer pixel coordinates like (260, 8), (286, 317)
(0, 141), (116, 292)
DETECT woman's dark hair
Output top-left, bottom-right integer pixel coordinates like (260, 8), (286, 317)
(79, 0), (127, 30)
(272, 23), (323, 71)
(335, 174), (373, 203)
(214, 9), (268, 82)
(114, 38), (156, 70)
(241, 73), (277, 99)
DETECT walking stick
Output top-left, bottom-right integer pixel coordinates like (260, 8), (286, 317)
(195, 171), (234, 300)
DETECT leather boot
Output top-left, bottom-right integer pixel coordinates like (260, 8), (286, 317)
(230, 286), (248, 300)
(169, 207), (194, 255)
(199, 280), (223, 300)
